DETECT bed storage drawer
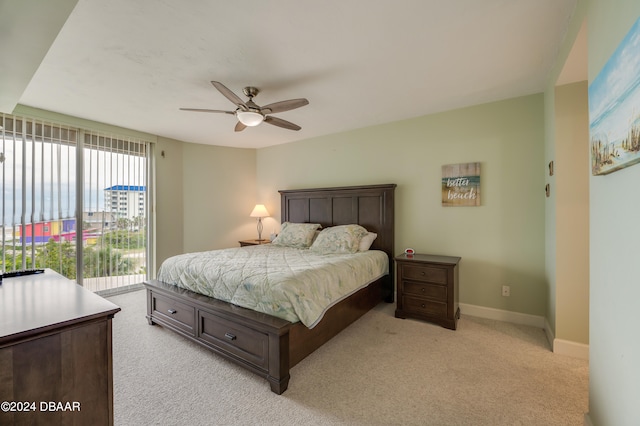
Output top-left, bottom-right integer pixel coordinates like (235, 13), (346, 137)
(198, 310), (269, 370)
(151, 292), (196, 335)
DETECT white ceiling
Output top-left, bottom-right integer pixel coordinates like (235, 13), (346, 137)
(4, 0), (579, 149)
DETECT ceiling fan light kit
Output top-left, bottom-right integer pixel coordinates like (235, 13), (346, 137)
(180, 81), (309, 132)
(237, 110), (264, 126)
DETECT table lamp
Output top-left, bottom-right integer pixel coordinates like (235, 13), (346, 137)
(250, 204), (270, 241)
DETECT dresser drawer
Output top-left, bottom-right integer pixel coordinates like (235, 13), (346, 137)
(402, 295), (448, 318)
(400, 264), (447, 284)
(198, 310), (269, 370)
(151, 292), (196, 335)
(402, 281), (447, 302)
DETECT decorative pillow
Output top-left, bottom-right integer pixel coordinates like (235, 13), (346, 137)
(271, 222), (321, 248)
(310, 224), (369, 254)
(358, 232), (378, 251)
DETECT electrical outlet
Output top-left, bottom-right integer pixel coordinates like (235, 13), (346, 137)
(502, 285), (510, 297)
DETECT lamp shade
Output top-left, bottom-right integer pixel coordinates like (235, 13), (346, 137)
(250, 204), (270, 218)
(237, 111), (264, 127)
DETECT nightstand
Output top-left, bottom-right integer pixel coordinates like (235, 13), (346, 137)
(394, 253), (461, 330)
(239, 239), (271, 247)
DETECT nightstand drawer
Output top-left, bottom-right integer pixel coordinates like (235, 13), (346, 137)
(400, 264), (447, 284)
(402, 281), (447, 301)
(198, 310), (269, 370)
(151, 292), (196, 335)
(402, 295), (448, 318)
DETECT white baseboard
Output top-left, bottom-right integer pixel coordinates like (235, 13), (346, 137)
(459, 303), (545, 328)
(553, 338), (589, 360)
(545, 315), (589, 360)
(460, 303), (589, 360)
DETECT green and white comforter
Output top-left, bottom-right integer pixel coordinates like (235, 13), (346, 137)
(156, 244), (388, 328)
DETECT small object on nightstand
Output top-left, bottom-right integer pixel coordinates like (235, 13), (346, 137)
(395, 253), (461, 330)
(239, 239), (271, 247)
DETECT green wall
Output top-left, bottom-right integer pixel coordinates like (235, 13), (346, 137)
(181, 143), (256, 253)
(542, 2), (590, 352)
(257, 94), (546, 316)
(155, 136), (184, 268)
(554, 81), (589, 346)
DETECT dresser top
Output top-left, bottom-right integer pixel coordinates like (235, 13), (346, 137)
(0, 269), (121, 343)
(395, 253), (461, 265)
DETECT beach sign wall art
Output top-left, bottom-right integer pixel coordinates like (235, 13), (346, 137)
(442, 162), (481, 207)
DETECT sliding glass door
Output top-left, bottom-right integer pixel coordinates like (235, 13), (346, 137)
(0, 113), (151, 293)
(81, 132), (149, 292)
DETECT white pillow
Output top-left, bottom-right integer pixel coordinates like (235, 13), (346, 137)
(358, 232), (378, 251)
(271, 222), (320, 248)
(309, 224), (369, 254)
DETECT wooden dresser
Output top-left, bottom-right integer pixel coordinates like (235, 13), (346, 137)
(0, 269), (120, 425)
(394, 253), (461, 330)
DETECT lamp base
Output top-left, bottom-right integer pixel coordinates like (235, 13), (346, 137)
(257, 217), (264, 241)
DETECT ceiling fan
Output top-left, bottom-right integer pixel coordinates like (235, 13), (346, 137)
(180, 81), (309, 132)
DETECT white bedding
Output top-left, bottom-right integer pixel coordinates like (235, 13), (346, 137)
(156, 244), (389, 328)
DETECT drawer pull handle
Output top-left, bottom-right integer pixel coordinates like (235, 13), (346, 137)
(224, 332), (237, 341)
(421, 288), (426, 292)
(421, 304), (426, 308)
(168, 309), (177, 314)
(421, 271), (426, 276)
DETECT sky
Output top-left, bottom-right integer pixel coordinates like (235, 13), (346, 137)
(1, 138), (146, 226)
(589, 17), (640, 144)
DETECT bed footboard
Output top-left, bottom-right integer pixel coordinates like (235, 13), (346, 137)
(144, 275), (386, 394)
(145, 279), (292, 394)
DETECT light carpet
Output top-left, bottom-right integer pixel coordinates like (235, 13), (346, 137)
(108, 290), (588, 426)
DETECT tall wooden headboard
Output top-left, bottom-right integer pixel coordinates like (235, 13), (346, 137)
(279, 184), (396, 302)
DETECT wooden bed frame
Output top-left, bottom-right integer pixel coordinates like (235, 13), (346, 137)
(144, 184), (396, 394)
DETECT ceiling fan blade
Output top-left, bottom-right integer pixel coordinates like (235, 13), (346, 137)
(211, 81), (247, 109)
(260, 98), (309, 114)
(234, 121), (247, 132)
(264, 116), (302, 131)
(179, 108), (235, 114)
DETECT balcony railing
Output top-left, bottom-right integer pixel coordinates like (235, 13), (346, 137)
(84, 274), (146, 296)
